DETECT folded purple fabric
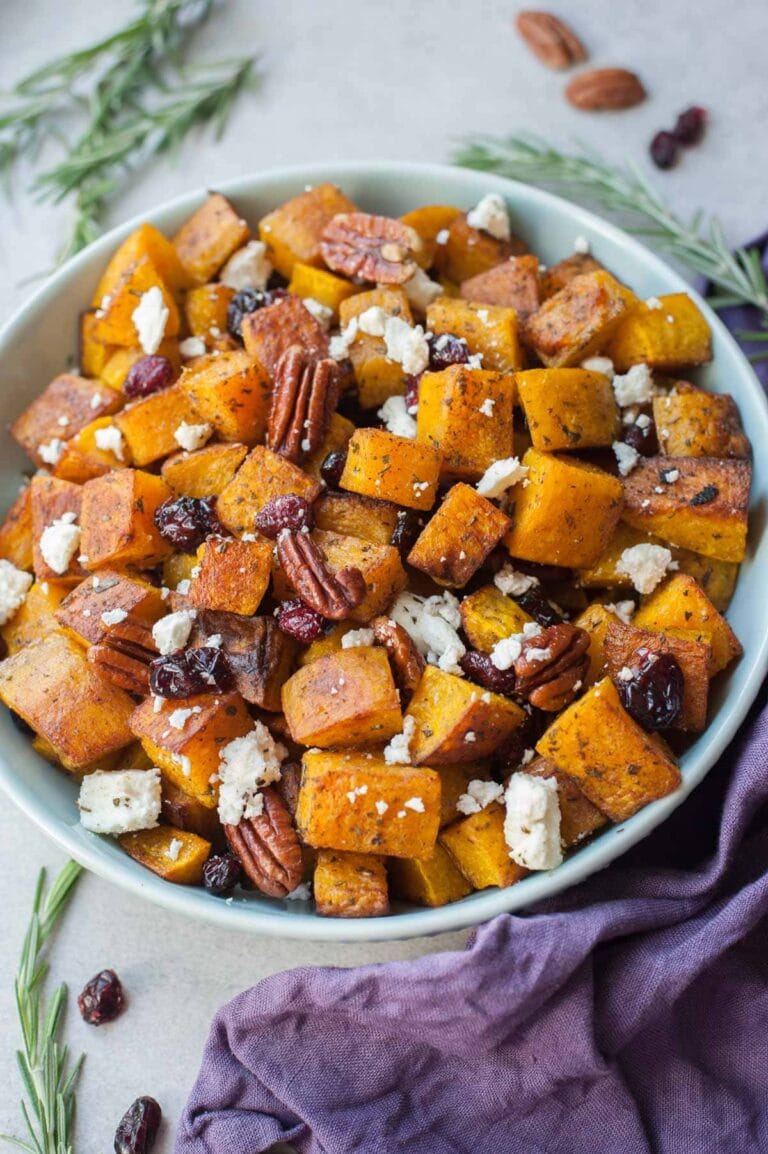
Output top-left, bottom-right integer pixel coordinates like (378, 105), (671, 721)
(177, 242), (768, 1154)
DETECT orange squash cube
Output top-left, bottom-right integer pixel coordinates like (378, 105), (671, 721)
(407, 484), (511, 586)
(173, 192), (250, 283)
(539, 253), (604, 300)
(242, 295), (329, 377)
(92, 222), (192, 303)
(99, 342), (180, 392)
(605, 293), (712, 372)
(258, 182), (358, 278)
(178, 350), (271, 444)
(79, 311), (114, 378)
(0, 580), (68, 655)
(185, 282), (235, 338)
(433, 213), (526, 283)
(406, 665), (525, 765)
(302, 412), (356, 482)
(572, 602), (623, 687)
(526, 757), (607, 848)
(55, 415), (134, 483)
(287, 262), (360, 316)
(400, 204), (462, 269)
(0, 485), (34, 571)
(311, 530), (407, 623)
(161, 442), (248, 498)
(80, 470), (173, 569)
(652, 391), (748, 459)
(216, 445), (321, 536)
(11, 373), (120, 469)
(91, 258), (180, 347)
(314, 850), (390, 917)
(340, 428), (442, 511)
(416, 365), (515, 482)
(119, 825), (211, 885)
(30, 475), (85, 585)
(56, 569), (165, 646)
(389, 843), (472, 907)
(440, 804), (526, 890)
(460, 254), (541, 319)
(338, 287), (415, 409)
(523, 270), (637, 367)
(426, 297), (523, 374)
(115, 384), (200, 467)
(633, 573), (741, 676)
(603, 620), (711, 732)
(187, 536), (273, 616)
(516, 367), (619, 451)
(314, 491), (401, 545)
(282, 646), (402, 747)
(459, 585), (533, 652)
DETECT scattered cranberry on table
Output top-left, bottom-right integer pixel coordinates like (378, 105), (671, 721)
(77, 968), (125, 1026)
(123, 355), (174, 399)
(650, 106), (708, 169)
(649, 130), (679, 171)
(114, 1096), (162, 1154)
(149, 646), (233, 698)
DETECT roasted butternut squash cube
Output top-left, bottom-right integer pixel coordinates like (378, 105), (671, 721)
(0, 631), (135, 769)
(242, 295), (329, 376)
(576, 522), (659, 589)
(504, 448), (623, 568)
(406, 665), (525, 765)
(79, 311), (113, 379)
(115, 384), (200, 467)
(161, 777), (223, 843)
(162, 552), (198, 592)
(526, 757), (607, 848)
(459, 585), (533, 652)
(288, 262), (359, 316)
(173, 192), (250, 283)
(55, 416), (133, 483)
(433, 213), (526, 284)
(436, 763), (493, 826)
(296, 623), (351, 667)
(56, 570), (165, 646)
(100, 342), (181, 392)
(11, 373), (120, 469)
(338, 287), (415, 408)
(130, 691), (252, 807)
(416, 365), (515, 482)
(161, 442), (248, 498)
(313, 491), (401, 545)
(189, 611), (295, 711)
(605, 293), (712, 372)
(440, 804), (526, 889)
(426, 297), (523, 374)
(603, 620), (711, 732)
(282, 646), (402, 747)
(30, 475), (85, 585)
(516, 367), (619, 451)
(340, 428), (441, 511)
(216, 445), (321, 536)
(622, 456), (750, 562)
(187, 536), (272, 616)
(119, 825), (211, 884)
(178, 350), (271, 443)
(93, 222), (192, 304)
(539, 252), (604, 300)
(652, 391), (748, 459)
(296, 749), (441, 859)
(258, 183), (358, 278)
(0, 485), (33, 571)
(400, 204), (462, 269)
(523, 270), (637, 367)
(91, 258), (180, 347)
(633, 573), (741, 676)
(314, 850), (390, 917)
(0, 580), (67, 655)
(460, 254), (540, 319)
(80, 470), (173, 569)
(408, 484), (511, 586)
(572, 602), (622, 687)
(389, 843), (472, 907)
(312, 529), (407, 623)
(672, 551), (738, 613)
(185, 282), (235, 338)
(536, 677), (681, 822)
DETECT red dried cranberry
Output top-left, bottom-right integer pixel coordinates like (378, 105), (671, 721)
(123, 355), (174, 399)
(154, 496), (224, 553)
(202, 852), (242, 896)
(623, 416), (659, 457)
(516, 586), (563, 627)
(460, 650), (517, 696)
(673, 105), (707, 145)
(149, 647), (233, 698)
(404, 375), (421, 414)
(78, 969), (124, 1026)
(616, 650), (683, 731)
(649, 131), (679, 170)
(428, 332), (470, 371)
(320, 449), (347, 489)
(276, 598), (326, 643)
(390, 509), (425, 556)
(255, 494), (314, 539)
(226, 287), (289, 339)
(114, 1096), (162, 1154)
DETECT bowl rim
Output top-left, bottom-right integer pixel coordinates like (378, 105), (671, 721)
(1, 158), (767, 943)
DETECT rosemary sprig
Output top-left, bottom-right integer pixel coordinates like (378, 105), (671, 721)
(0, 862), (84, 1154)
(454, 135), (768, 328)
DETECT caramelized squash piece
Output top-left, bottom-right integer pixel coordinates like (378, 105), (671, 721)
(314, 850), (390, 917)
(119, 825), (211, 885)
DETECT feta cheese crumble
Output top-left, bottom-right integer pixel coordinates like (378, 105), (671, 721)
(404, 795), (425, 812)
(581, 356), (615, 379)
(604, 600), (636, 625)
(152, 610), (196, 655)
(362, 308), (431, 376)
(478, 397), (495, 418)
(38, 438), (66, 465)
(494, 563), (539, 597)
(377, 394), (417, 439)
(613, 363), (654, 408)
(78, 768), (161, 835)
(302, 297), (334, 330)
(94, 424), (126, 461)
(168, 705), (201, 730)
(613, 440), (640, 476)
(39, 512), (80, 575)
(166, 837), (184, 862)
(476, 456), (528, 498)
(617, 665), (634, 682)
(174, 421), (212, 452)
(217, 723), (286, 826)
(388, 591), (466, 675)
(466, 193), (511, 241)
(490, 621), (544, 671)
(456, 778), (504, 816)
(179, 336), (207, 358)
(504, 772), (562, 870)
(646, 296), (663, 310)
(341, 628), (376, 649)
(220, 240), (272, 291)
(573, 235), (590, 254)
(383, 715), (416, 765)
(132, 286), (169, 355)
(403, 266), (443, 311)
(616, 543), (677, 595)
(0, 560), (33, 625)
(101, 607), (128, 626)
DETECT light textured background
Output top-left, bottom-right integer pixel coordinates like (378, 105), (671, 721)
(1, 1), (767, 1149)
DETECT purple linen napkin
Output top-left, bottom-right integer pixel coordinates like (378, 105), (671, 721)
(177, 241), (768, 1154)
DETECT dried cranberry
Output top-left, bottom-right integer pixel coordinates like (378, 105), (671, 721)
(390, 509), (424, 556)
(516, 586), (563, 628)
(404, 375), (421, 414)
(624, 416), (658, 457)
(649, 131), (679, 170)
(673, 106), (707, 145)
(203, 852), (242, 896)
(78, 969), (124, 1026)
(276, 598), (326, 643)
(123, 355), (174, 399)
(149, 647), (233, 698)
(320, 449), (347, 489)
(226, 287), (289, 339)
(428, 332), (470, 371)
(154, 496), (223, 553)
(114, 1096), (162, 1154)
(254, 494), (314, 539)
(616, 650), (683, 731)
(460, 650), (517, 696)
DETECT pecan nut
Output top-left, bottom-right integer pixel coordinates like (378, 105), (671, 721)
(565, 68), (646, 112)
(88, 615), (157, 694)
(372, 615), (425, 703)
(225, 787), (303, 898)
(268, 345), (339, 464)
(320, 212), (422, 284)
(277, 531), (366, 620)
(514, 623), (590, 712)
(515, 10), (587, 70)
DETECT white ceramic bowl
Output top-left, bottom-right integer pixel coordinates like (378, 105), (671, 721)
(1, 162), (766, 941)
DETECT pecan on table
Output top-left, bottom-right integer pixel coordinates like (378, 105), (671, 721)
(515, 11), (587, 71)
(268, 345), (339, 464)
(88, 615), (157, 694)
(513, 623), (590, 712)
(224, 787), (304, 898)
(320, 212), (422, 284)
(372, 615), (425, 703)
(277, 530), (366, 620)
(565, 68), (646, 112)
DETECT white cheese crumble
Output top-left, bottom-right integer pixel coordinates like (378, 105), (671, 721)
(504, 772), (562, 870)
(39, 512), (80, 575)
(220, 240), (272, 291)
(573, 235), (590, 254)
(90, 392), (103, 410)
(341, 628), (375, 649)
(174, 421), (213, 452)
(329, 316), (358, 361)
(78, 768), (161, 835)
(476, 456), (528, 499)
(205, 633), (222, 648)
(285, 882), (312, 901)
(179, 336), (207, 358)
(466, 193), (511, 241)
(464, 731), (477, 743)
(580, 356), (615, 379)
(617, 666), (634, 682)
(152, 610), (196, 655)
(383, 715), (416, 766)
(661, 468), (680, 484)
(378, 394), (417, 439)
(646, 296), (663, 310)
(94, 425), (125, 461)
(0, 560), (33, 625)
(38, 438), (66, 465)
(101, 607), (128, 626)
(490, 621), (544, 671)
(478, 397), (495, 418)
(456, 779), (504, 816)
(435, 228), (450, 245)
(404, 795), (425, 813)
(375, 799), (389, 816)
(616, 543), (677, 595)
(132, 286), (169, 355)
(604, 600), (636, 625)
(302, 297), (334, 330)
(388, 591), (466, 675)
(166, 837), (184, 862)
(613, 440), (640, 477)
(346, 784), (369, 804)
(494, 563), (539, 597)
(613, 363), (654, 408)
(403, 267), (443, 312)
(636, 413), (652, 430)
(168, 705), (201, 730)
(358, 307), (431, 376)
(217, 723), (286, 827)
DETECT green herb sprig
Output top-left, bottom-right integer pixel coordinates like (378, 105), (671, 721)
(0, 862), (84, 1154)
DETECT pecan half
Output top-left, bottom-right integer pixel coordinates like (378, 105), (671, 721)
(320, 212), (422, 284)
(277, 531), (366, 620)
(565, 68), (646, 111)
(514, 623), (590, 712)
(268, 345), (339, 464)
(224, 787), (303, 898)
(88, 615), (157, 694)
(372, 615), (425, 703)
(515, 11), (587, 70)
